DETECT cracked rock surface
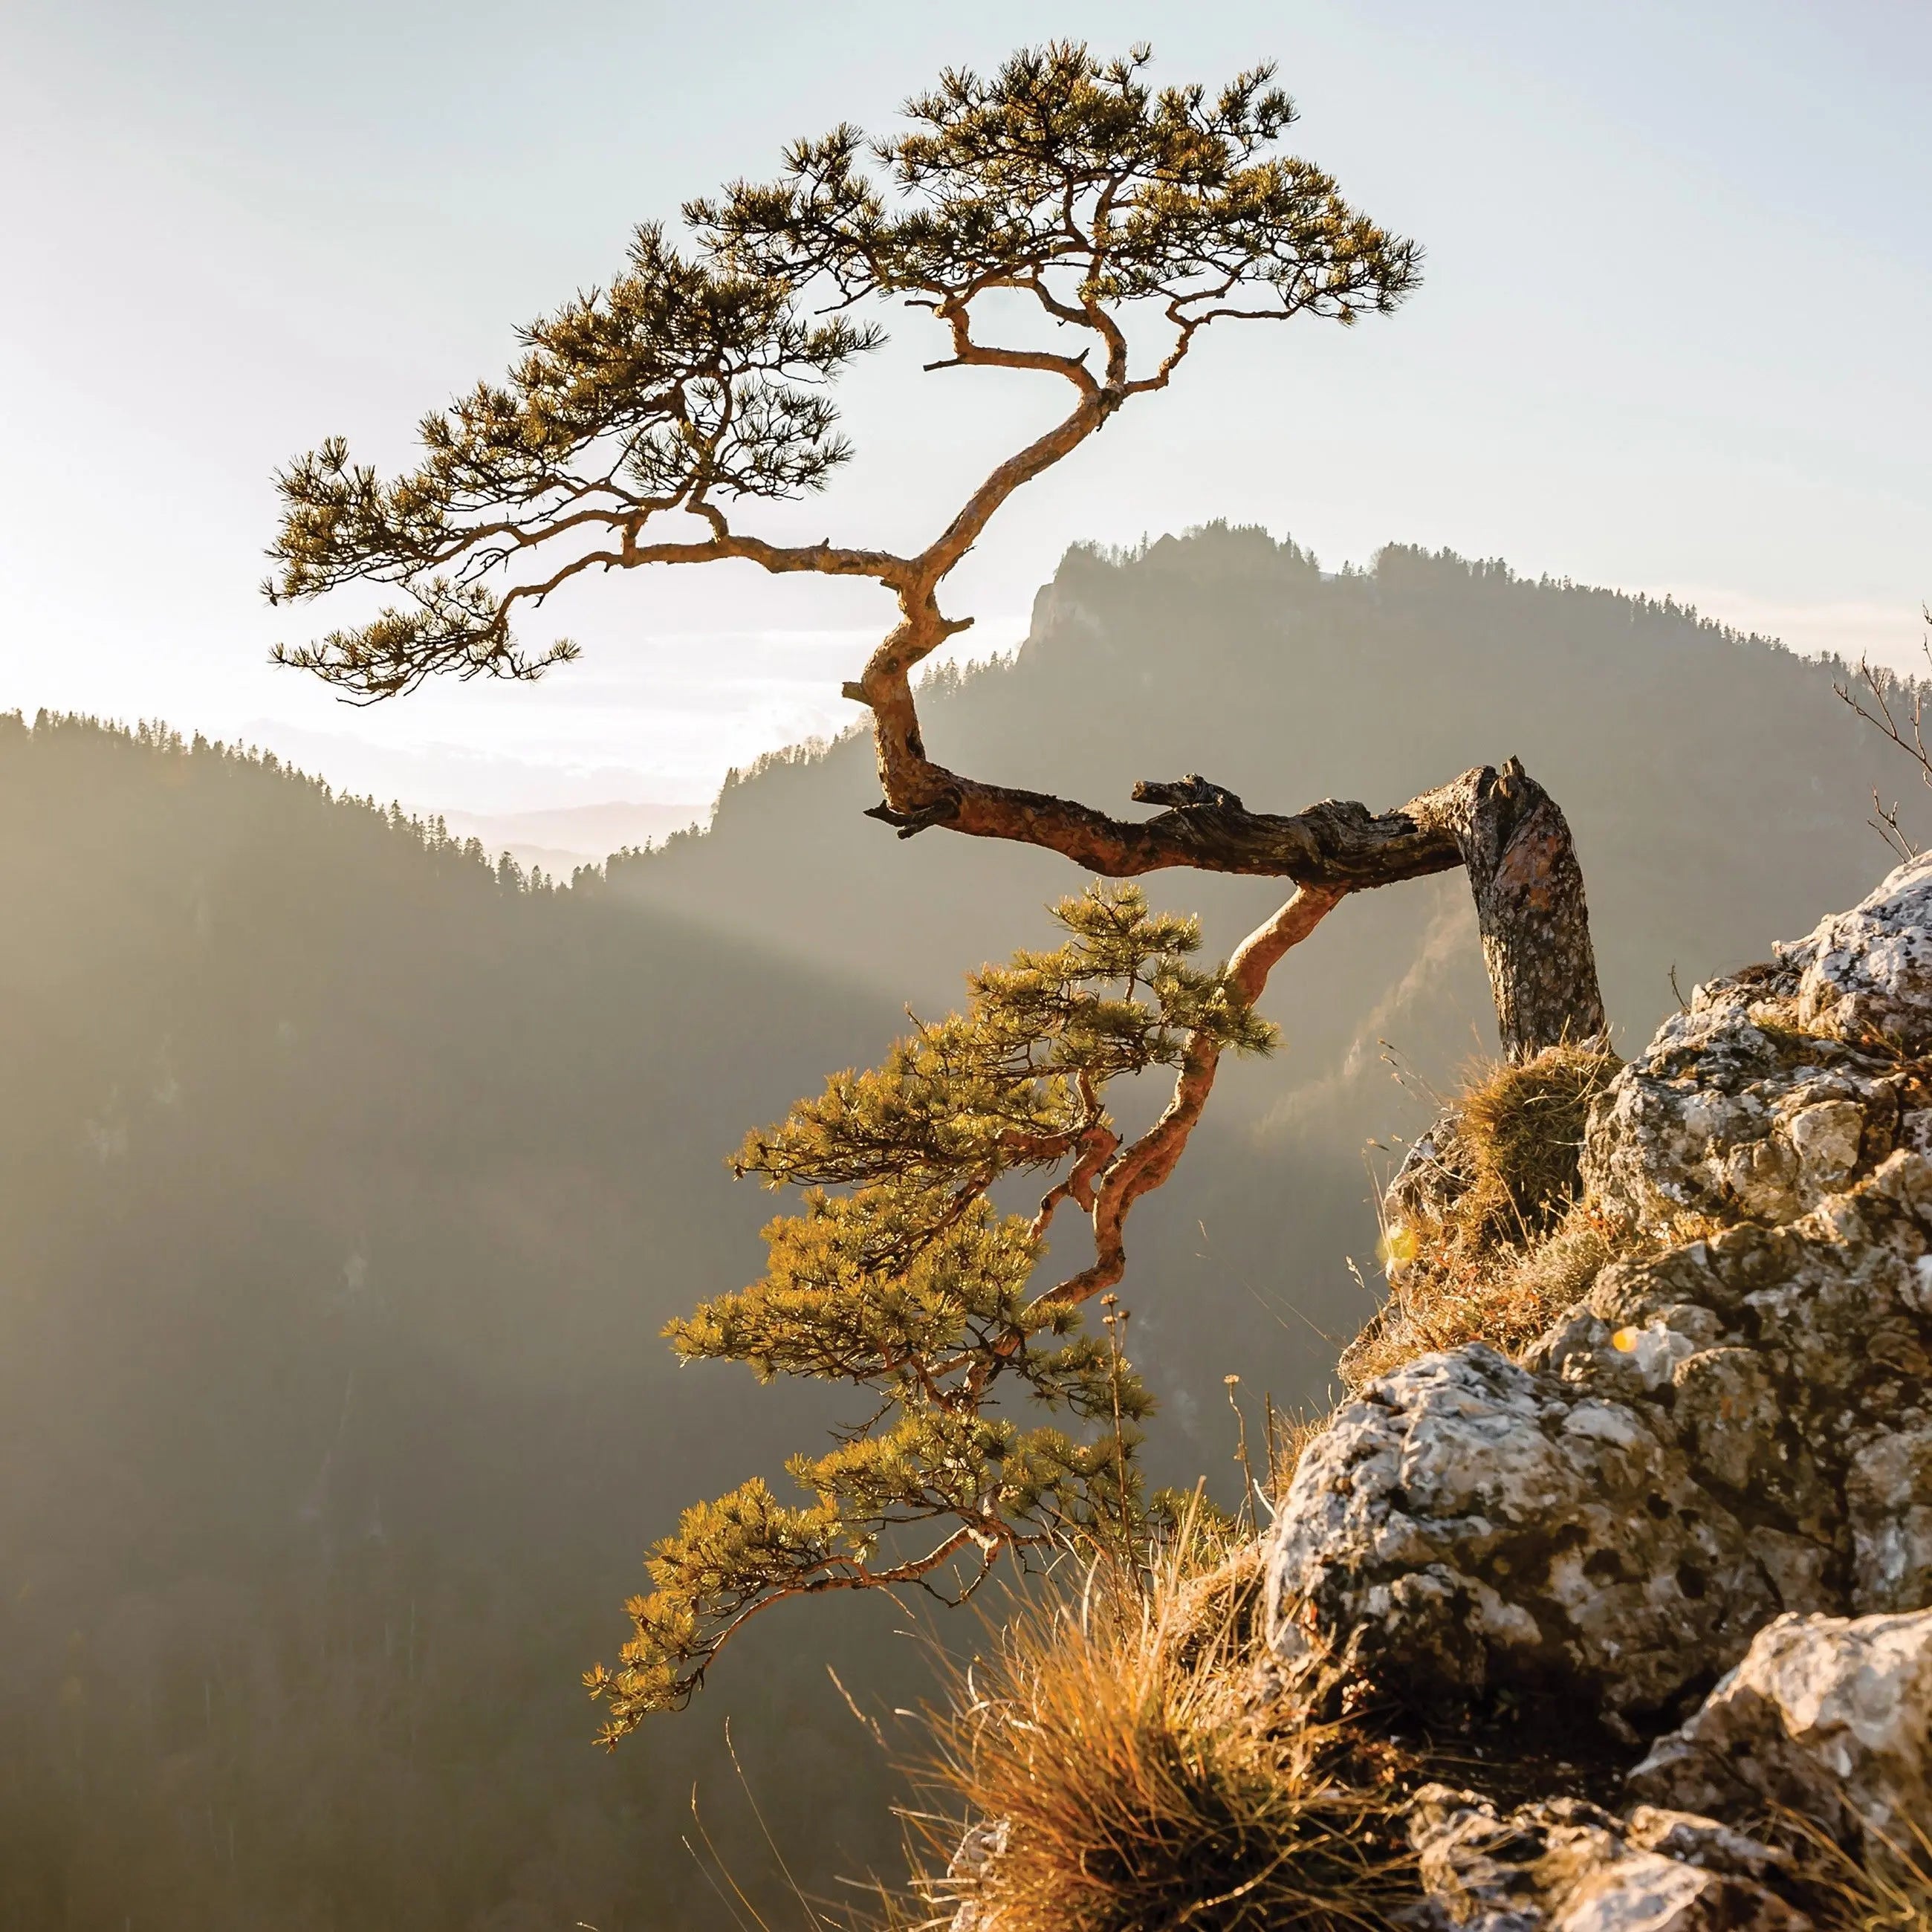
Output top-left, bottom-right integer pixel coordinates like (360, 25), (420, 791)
(1406, 1786), (1807, 1932)
(1628, 1609), (1932, 1855)
(1268, 853), (1932, 1773)
(1791, 852), (1932, 1054)
(1265, 1345), (1778, 1732)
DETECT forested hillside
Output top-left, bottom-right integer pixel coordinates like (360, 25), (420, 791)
(630, 530), (1910, 1037)
(0, 714), (915, 1929)
(1, 534), (1919, 1928)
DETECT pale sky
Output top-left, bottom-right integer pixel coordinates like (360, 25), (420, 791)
(3, 1), (1928, 817)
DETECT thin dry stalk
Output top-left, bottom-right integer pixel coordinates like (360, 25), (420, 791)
(1265, 1405), (1339, 1507)
(1781, 1809), (1932, 1932)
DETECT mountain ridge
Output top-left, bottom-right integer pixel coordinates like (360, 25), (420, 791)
(1, 529), (1924, 1927)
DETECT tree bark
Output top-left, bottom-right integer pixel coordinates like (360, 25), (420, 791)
(1407, 757), (1607, 1061)
(1377, 761), (1607, 1235)
(867, 750), (1607, 1063)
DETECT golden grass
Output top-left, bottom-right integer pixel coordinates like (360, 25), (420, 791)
(1443, 1044), (1622, 1245)
(1783, 1812), (1932, 1932)
(1342, 1046), (1640, 1393)
(1263, 1404), (1340, 1505)
(1342, 1199), (1622, 1393)
(907, 1527), (1414, 1932)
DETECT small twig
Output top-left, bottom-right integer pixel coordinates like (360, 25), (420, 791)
(1870, 790), (1919, 862)
(825, 1665), (888, 1752)
(1378, 1037), (1448, 1112)
(1101, 1295), (1133, 1559)
(1836, 638), (1932, 861)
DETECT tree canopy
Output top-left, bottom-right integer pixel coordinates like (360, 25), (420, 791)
(266, 42), (1418, 735)
(583, 884), (1284, 1735)
(270, 45), (1612, 1738)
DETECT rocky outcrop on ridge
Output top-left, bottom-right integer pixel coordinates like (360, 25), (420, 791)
(1261, 856), (1932, 1927)
(948, 861), (1932, 1932)
(1629, 1610), (1932, 1856)
(1406, 1787), (1808, 1932)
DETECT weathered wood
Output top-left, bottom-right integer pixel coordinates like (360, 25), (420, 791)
(1377, 760), (1609, 1234)
(866, 737), (1607, 1061)
(864, 756), (1469, 885)
(1409, 758), (1607, 1060)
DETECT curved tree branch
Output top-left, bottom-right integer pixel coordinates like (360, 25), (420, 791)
(1040, 884), (1345, 1310)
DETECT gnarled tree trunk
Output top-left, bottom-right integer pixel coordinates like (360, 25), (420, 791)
(1411, 758), (1607, 1061)
(868, 741), (1607, 1064)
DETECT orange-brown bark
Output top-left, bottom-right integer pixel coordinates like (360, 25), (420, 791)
(1040, 884), (1346, 1311)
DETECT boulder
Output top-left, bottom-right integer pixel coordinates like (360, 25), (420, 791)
(1790, 852), (1932, 1053)
(1628, 1609), (1932, 1855)
(1582, 855), (1932, 1238)
(943, 1819), (1008, 1932)
(1265, 1346), (1775, 1734)
(1268, 860), (1932, 1736)
(1526, 1154), (1932, 1618)
(1407, 1785), (1806, 1932)
(1579, 993), (1916, 1236)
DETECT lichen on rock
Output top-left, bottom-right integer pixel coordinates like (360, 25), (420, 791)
(1406, 1786), (1808, 1932)
(1628, 1608), (1932, 1857)
(1265, 1345), (1777, 1737)
(1269, 858), (1932, 1766)
(1790, 851), (1932, 1054)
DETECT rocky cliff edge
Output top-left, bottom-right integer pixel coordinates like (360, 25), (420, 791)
(1260, 854), (1932, 1930)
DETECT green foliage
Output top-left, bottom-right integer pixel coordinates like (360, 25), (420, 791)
(269, 43), (1419, 701)
(695, 42), (1417, 322)
(586, 885), (1277, 1742)
(267, 224), (878, 698)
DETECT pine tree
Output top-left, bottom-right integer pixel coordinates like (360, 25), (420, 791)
(581, 884), (1281, 1737)
(270, 43), (1612, 1731)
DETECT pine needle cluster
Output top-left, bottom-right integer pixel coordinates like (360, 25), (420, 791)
(584, 885), (1277, 1743)
(266, 42), (1419, 704)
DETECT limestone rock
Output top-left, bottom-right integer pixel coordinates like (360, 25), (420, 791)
(1265, 1346), (1777, 1733)
(1789, 852), (1932, 1054)
(1627, 1609), (1932, 1854)
(1581, 996), (1912, 1238)
(1583, 858), (1932, 1239)
(1387, 1109), (1477, 1226)
(1527, 1153), (1932, 1618)
(944, 1820), (1007, 1932)
(1407, 1786), (1806, 1932)
(1269, 863), (1932, 1736)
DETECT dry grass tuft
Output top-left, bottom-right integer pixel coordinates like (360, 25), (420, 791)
(909, 1526), (1414, 1932)
(1442, 1044), (1622, 1245)
(1345, 1046), (1634, 1393)
(1264, 1404), (1340, 1505)
(1343, 1199), (1623, 1392)
(1783, 1812), (1932, 1932)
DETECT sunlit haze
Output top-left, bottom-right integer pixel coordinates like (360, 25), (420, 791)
(4, 0), (1928, 829)
(9, 16), (1932, 1917)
